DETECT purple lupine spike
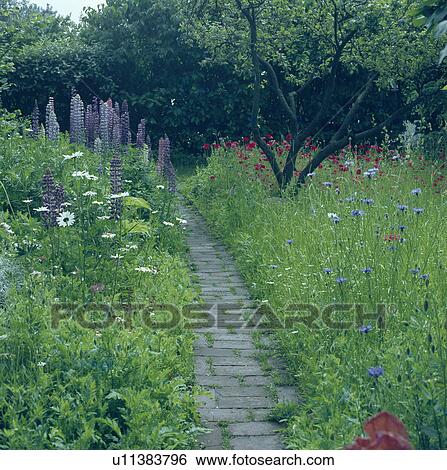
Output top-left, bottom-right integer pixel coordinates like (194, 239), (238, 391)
(92, 97), (100, 139)
(54, 183), (65, 213)
(121, 100), (130, 146)
(106, 98), (114, 145)
(112, 109), (121, 153)
(94, 138), (104, 175)
(165, 159), (177, 193)
(45, 97), (60, 141)
(110, 154), (123, 220)
(157, 137), (166, 176)
(85, 104), (95, 149)
(99, 101), (110, 152)
(41, 170), (57, 227)
(136, 119), (146, 148)
(70, 94), (85, 145)
(31, 100), (40, 138)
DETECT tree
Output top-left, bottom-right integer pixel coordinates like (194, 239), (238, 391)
(183, 0), (444, 189)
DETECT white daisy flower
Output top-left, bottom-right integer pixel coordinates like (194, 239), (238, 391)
(30, 271), (42, 277)
(163, 221), (174, 227)
(156, 185), (165, 189)
(110, 192), (130, 199)
(22, 199), (33, 204)
(57, 211), (75, 227)
(34, 206), (49, 212)
(102, 232), (116, 239)
(72, 170), (88, 178)
(175, 217), (187, 224)
(135, 267), (157, 274)
(92, 201), (104, 205)
(83, 191), (97, 197)
(37, 361), (47, 367)
(110, 254), (123, 260)
(97, 215), (110, 220)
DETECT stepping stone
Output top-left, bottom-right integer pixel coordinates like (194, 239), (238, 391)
(229, 421), (281, 436)
(231, 435), (283, 450)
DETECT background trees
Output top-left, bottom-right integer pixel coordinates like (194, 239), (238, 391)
(183, 0), (445, 188)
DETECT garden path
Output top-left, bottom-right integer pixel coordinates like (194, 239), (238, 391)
(179, 202), (298, 450)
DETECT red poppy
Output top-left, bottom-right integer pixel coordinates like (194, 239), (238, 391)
(346, 411), (412, 450)
(209, 175), (216, 180)
(202, 143), (210, 150)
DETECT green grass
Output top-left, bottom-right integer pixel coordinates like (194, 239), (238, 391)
(184, 144), (447, 449)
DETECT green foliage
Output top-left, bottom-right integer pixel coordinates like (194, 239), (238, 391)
(0, 129), (202, 449)
(185, 145), (447, 449)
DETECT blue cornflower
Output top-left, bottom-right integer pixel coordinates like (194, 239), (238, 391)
(307, 172), (316, 178)
(388, 246), (398, 251)
(328, 213), (341, 224)
(410, 267), (420, 275)
(413, 208), (424, 215)
(411, 188), (422, 196)
(344, 197), (355, 203)
(286, 239), (293, 245)
(361, 267), (373, 274)
(399, 225), (407, 231)
(397, 204), (408, 212)
(323, 181), (333, 187)
(351, 209), (366, 217)
(364, 168), (379, 178)
(270, 264), (278, 269)
(368, 366), (384, 378)
(336, 277), (348, 284)
(359, 324), (373, 334)
(419, 274), (430, 280)
(323, 268), (333, 274)
(361, 198), (374, 205)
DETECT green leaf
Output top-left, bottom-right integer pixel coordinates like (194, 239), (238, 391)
(122, 219), (150, 234)
(124, 196), (151, 210)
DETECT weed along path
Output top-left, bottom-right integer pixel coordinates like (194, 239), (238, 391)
(179, 202), (298, 450)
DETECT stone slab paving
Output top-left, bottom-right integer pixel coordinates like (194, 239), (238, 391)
(179, 202), (299, 450)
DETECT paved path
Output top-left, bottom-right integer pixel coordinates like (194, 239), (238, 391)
(179, 203), (298, 450)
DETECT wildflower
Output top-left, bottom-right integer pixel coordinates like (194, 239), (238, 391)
(176, 217), (187, 224)
(361, 267), (373, 274)
(323, 268), (333, 274)
(270, 264), (278, 269)
(307, 172), (316, 178)
(368, 366), (384, 378)
(359, 324), (373, 334)
(419, 274), (430, 280)
(97, 215), (110, 221)
(70, 94), (85, 145)
(0, 223), (13, 235)
(63, 151), (83, 161)
(344, 197), (355, 203)
(37, 361), (46, 367)
(110, 254), (123, 260)
(399, 225), (407, 231)
(156, 185), (165, 190)
(397, 204), (408, 212)
(101, 232), (116, 239)
(30, 271), (42, 277)
(351, 209), (366, 217)
(361, 198), (374, 205)
(163, 221), (174, 227)
(56, 211), (75, 227)
(328, 213), (341, 223)
(92, 201), (104, 205)
(412, 208), (424, 215)
(323, 182), (333, 187)
(72, 170), (88, 178)
(336, 277), (348, 284)
(83, 191), (97, 197)
(22, 199), (33, 204)
(411, 188), (422, 196)
(34, 207), (49, 213)
(286, 239), (293, 245)
(135, 267), (157, 274)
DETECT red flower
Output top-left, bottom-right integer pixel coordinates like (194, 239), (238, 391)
(384, 234), (401, 242)
(346, 411), (412, 450)
(242, 136), (250, 143)
(285, 133), (293, 142)
(212, 143), (221, 149)
(202, 143), (210, 150)
(356, 168), (362, 175)
(209, 175), (216, 180)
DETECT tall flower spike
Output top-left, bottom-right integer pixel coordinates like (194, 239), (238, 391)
(121, 100), (130, 146)
(85, 104), (95, 149)
(92, 97), (100, 140)
(41, 170), (57, 227)
(106, 98), (114, 144)
(45, 97), (60, 141)
(146, 135), (152, 161)
(99, 101), (110, 153)
(31, 99), (40, 138)
(94, 138), (104, 175)
(136, 119), (146, 148)
(112, 109), (121, 153)
(110, 154), (123, 220)
(70, 93), (85, 145)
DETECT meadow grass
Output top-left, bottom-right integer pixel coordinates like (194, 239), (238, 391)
(184, 142), (447, 449)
